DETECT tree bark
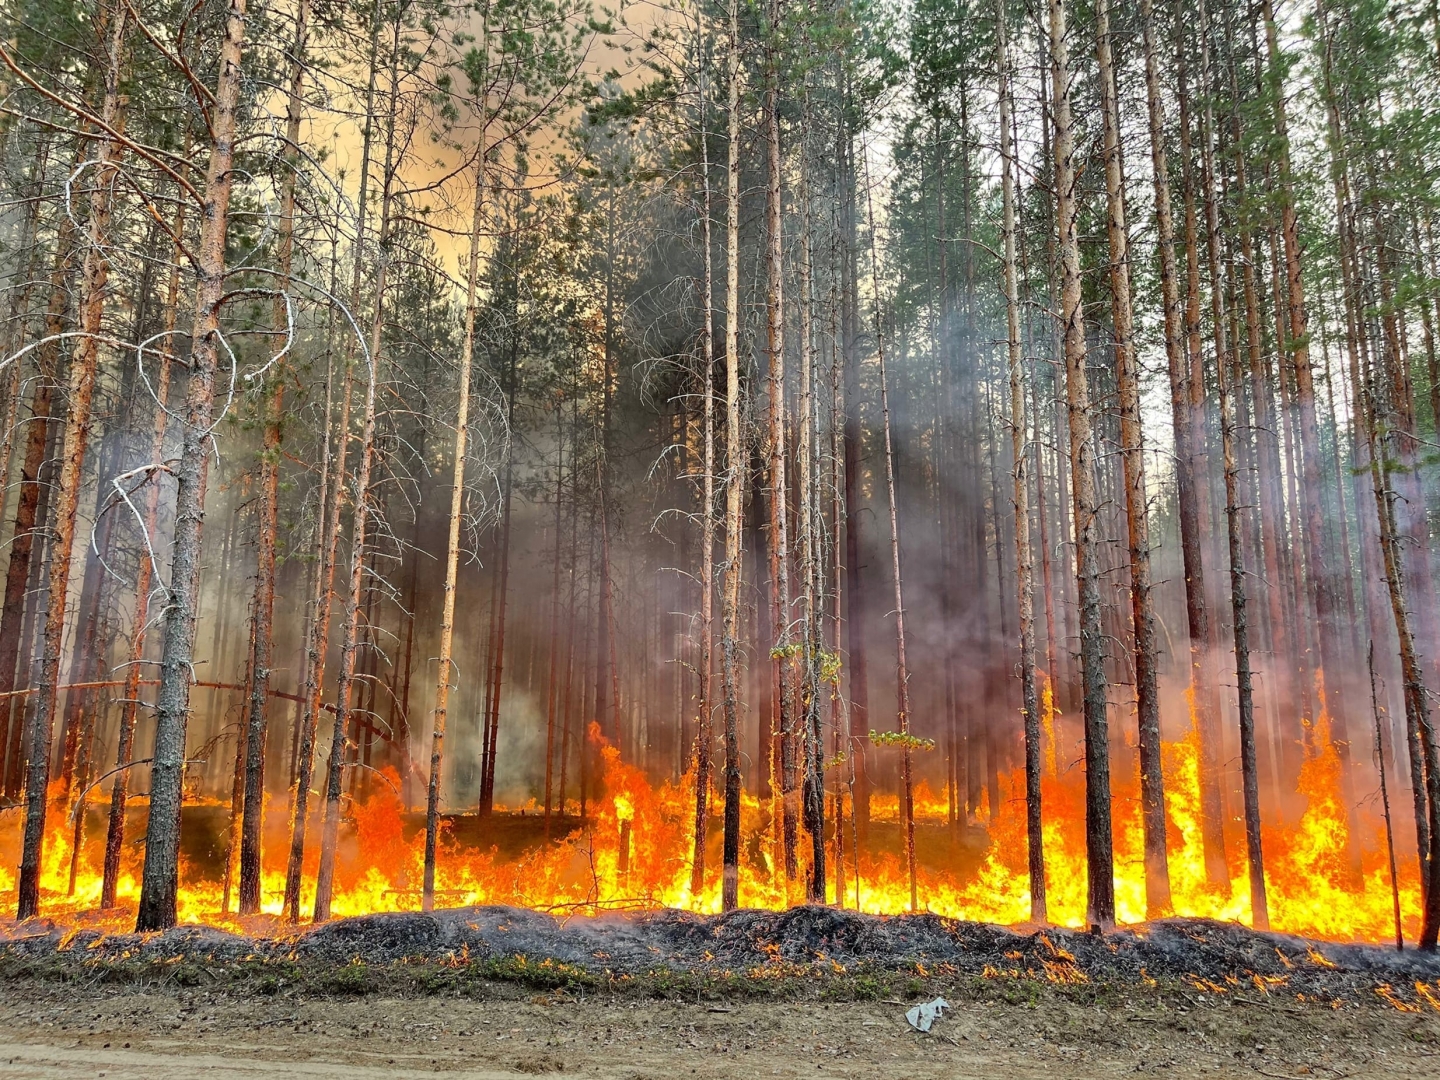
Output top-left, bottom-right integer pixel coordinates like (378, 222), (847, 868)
(719, 0), (744, 911)
(237, 0), (308, 916)
(1050, 0), (1113, 930)
(135, 0), (248, 932)
(425, 123), (486, 909)
(762, 0), (798, 885)
(998, 0), (1046, 924)
(18, 4), (128, 919)
(105, 161), (186, 909)
(690, 25), (715, 897)
(1174, 1), (1230, 887)
(313, 8), (401, 923)
(860, 140), (916, 913)
(1099, 0), (1169, 919)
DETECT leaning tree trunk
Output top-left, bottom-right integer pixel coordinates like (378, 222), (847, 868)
(998, 0), (1046, 925)
(17, 4), (128, 920)
(1098, 0), (1169, 919)
(1049, 0), (1113, 930)
(1364, 365), (1440, 949)
(135, 0), (248, 933)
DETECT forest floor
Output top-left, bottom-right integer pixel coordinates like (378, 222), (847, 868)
(2, 906), (1439, 1078)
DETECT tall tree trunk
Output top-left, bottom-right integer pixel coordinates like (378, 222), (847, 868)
(1364, 356), (1440, 949)
(762, 0), (798, 884)
(17, 4), (128, 919)
(1264, 0), (1354, 828)
(237, 0), (308, 916)
(1099, 0), (1169, 918)
(719, 0), (744, 911)
(860, 141), (916, 913)
(103, 148), (187, 909)
(796, 93), (825, 903)
(544, 417), (564, 830)
(998, 0), (1046, 924)
(691, 29), (715, 896)
(830, 96), (870, 849)
(0, 146), (80, 802)
(0, 134), (51, 799)
(424, 124), (486, 910)
(135, 0), (248, 932)
(1197, 0), (1268, 919)
(1049, 0), (1113, 930)
(479, 337), (517, 817)
(283, 0), (382, 920)
(313, 9), (401, 923)
(1175, 1), (1230, 887)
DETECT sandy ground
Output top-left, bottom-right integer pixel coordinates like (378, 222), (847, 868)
(1, 980), (1438, 1080)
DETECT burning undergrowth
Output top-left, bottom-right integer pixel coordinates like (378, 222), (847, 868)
(3, 905), (1439, 1011)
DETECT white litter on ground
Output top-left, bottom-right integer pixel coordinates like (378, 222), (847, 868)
(905, 997), (950, 1033)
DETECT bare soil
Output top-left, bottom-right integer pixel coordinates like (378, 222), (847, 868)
(2, 906), (1440, 1078)
(0, 977), (1437, 1079)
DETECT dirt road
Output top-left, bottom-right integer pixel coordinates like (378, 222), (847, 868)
(1, 980), (1437, 1079)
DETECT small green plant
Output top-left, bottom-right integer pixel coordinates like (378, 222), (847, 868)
(869, 729), (936, 752)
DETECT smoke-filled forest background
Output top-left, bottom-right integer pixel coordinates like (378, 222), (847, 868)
(1, 0), (1439, 949)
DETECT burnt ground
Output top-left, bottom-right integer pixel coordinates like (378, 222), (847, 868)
(1, 907), (1439, 1077)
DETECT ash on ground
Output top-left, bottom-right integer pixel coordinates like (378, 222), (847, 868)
(4, 905), (1440, 1006)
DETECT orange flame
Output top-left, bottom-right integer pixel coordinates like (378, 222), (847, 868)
(0, 708), (1422, 943)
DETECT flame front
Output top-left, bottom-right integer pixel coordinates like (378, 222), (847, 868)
(0, 714), (1421, 942)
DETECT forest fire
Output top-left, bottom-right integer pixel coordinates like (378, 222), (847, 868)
(1, 718), (1418, 944)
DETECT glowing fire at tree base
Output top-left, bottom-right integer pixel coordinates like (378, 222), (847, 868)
(0, 724), (1420, 943)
